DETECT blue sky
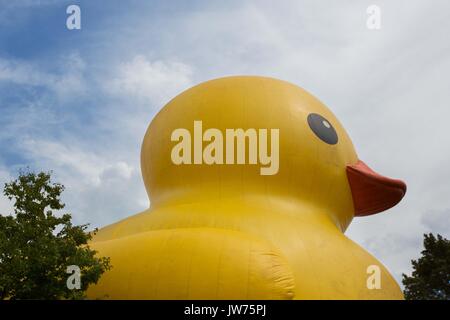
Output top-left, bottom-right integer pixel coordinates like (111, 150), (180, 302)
(1, 0), (450, 285)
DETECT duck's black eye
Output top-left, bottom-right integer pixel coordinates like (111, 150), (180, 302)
(307, 113), (338, 145)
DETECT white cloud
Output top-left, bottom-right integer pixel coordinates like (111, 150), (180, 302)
(100, 162), (134, 182)
(14, 138), (148, 227)
(422, 209), (450, 236)
(21, 139), (105, 186)
(0, 53), (86, 100)
(105, 55), (193, 105)
(0, 58), (47, 85)
(0, 166), (14, 216)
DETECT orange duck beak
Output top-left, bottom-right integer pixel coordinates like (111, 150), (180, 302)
(346, 160), (407, 217)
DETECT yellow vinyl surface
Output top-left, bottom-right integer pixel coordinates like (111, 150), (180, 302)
(87, 76), (403, 300)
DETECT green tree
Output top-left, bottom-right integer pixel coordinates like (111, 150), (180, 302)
(402, 233), (450, 300)
(0, 170), (111, 299)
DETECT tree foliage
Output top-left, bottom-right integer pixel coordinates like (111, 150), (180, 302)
(402, 233), (450, 300)
(0, 170), (111, 299)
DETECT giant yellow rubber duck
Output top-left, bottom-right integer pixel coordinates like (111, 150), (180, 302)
(87, 76), (407, 300)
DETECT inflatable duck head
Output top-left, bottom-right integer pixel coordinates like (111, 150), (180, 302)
(141, 76), (406, 231)
(88, 76), (407, 300)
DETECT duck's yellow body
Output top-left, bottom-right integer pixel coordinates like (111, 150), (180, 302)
(87, 76), (406, 299)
